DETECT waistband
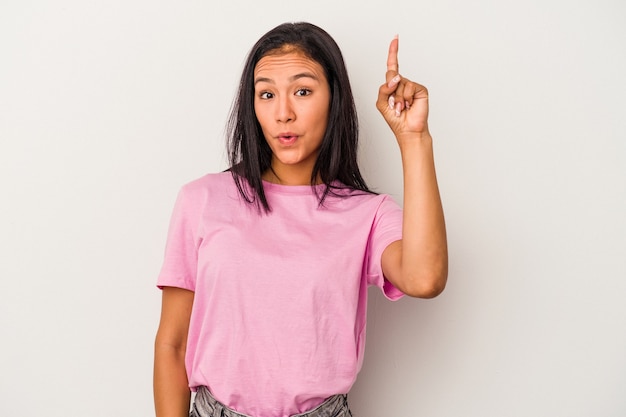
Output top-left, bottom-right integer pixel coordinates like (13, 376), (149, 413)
(191, 386), (351, 417)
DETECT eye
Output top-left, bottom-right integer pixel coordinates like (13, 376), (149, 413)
(295, 88), (311, 97)
(259, 91), (274, 99)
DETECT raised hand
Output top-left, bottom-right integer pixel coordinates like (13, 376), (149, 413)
(376, 35), (447, 299)
(376, 36), (430, 141)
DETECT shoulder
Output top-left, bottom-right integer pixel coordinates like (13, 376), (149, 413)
(335, 184), (399, 205)
(178, 171), (235, 198)
(173, 171), (239, 212)
(181, 171), (233, 192)
(325, 186), (401, 215)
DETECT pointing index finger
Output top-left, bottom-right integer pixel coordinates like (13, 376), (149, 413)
(387, 35), (399, 73)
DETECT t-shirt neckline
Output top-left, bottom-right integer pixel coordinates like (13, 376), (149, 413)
(261, 180), (328, 195)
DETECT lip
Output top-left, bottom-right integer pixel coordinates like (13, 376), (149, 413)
(277, 132), (299, 146)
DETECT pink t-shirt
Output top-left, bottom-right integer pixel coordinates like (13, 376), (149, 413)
(157, 172), (403, 417)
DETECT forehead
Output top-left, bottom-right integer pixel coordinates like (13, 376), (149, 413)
(254, 51), (326, 80)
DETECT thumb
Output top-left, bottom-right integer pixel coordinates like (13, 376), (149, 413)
(376, 73), (402, 114)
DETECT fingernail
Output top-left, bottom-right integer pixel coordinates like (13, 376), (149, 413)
(395, 102), (401, 117)
(405, 100), (411, 109)
(388, 75), (401, 88)
(388, 95), (395, 110)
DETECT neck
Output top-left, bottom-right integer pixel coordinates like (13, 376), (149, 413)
(262, 164), (320, 186)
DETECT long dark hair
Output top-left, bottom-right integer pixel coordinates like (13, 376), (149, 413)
(227, 22), (373, 212)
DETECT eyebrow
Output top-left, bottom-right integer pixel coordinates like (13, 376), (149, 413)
(254, 72), (320, 86)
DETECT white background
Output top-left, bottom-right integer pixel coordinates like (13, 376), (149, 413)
(1, 1), (625, 416)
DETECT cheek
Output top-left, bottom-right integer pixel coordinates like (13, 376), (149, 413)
(308, 99), (329, 124)
(315, 107), (330, 133)
(253, 105), (269, 130)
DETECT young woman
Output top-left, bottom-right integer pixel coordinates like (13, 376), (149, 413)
(154, 22), (447, 417)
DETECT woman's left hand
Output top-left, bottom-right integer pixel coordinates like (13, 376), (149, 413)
(376, 37), (447, 299)
(376, 36), (430, 141)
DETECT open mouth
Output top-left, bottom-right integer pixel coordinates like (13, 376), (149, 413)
(278, 135), (298, 145)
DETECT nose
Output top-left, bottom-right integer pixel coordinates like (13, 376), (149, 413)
(276, 95), (295, 123)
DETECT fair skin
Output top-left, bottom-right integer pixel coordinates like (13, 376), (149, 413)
(376, 36), (448, 298)
(154, 287), (193, 417)
(154, 37), (447, 417)
(253, 49), (331, 185)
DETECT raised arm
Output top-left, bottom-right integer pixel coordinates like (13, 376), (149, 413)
(376, 36), (448, 298)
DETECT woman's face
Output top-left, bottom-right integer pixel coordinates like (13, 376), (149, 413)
(253, 50), (331, 184)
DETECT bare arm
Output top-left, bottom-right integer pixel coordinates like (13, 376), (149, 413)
(154, 287), (194, 417)
(377, 36), (448, 298)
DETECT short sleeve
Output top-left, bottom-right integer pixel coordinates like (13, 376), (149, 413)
(156, 185), (202, 291)
(365, 195), (404, 300)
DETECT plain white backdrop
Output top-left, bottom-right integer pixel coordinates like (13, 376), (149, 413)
(1, 1), (625, 416)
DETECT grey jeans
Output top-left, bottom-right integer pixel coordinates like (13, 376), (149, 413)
(190, 386), (353, 417)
